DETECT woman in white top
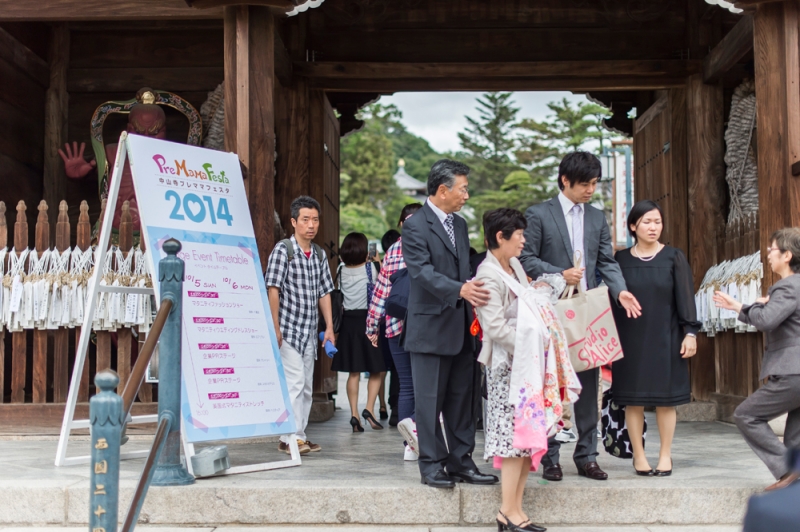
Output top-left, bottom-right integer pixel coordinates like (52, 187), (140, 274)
(331, 232), (386, 432)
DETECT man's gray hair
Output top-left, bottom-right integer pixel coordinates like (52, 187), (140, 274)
(427, 159), (470, 196)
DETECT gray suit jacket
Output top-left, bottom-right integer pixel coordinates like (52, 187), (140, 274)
(402, 202), (473, 356)
(739, 273), (800, 379)
(519, 196), (627, 301)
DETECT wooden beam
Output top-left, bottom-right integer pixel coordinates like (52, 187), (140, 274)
(295, 60), (701, 80)
(43, 23), (69, 237)
(0, 26), (48, 87)
(311, 76), (692, 93)
(248, 6), (276, 270)
(633, 95), (669, 134)
(703, 15), (754, 83)
(185, 0), (296, 8)
(67, 67), (224, 92)
(0, 0), (223, 20)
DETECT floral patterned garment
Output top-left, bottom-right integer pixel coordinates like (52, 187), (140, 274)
(483, 266), (581, 470)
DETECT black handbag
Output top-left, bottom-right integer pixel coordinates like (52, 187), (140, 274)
(385, 267), (410, 319)
(330, 264), (344, 333)
(600, 388), (646, 459)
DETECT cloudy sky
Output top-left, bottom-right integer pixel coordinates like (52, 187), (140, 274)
(379, 91), (589, 153)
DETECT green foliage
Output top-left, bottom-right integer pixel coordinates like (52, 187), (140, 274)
(340, 114), (397, 207)
(457, 92), (522, 191)
(339, 203), (390, 242)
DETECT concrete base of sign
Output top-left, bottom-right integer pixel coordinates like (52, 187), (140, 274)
(191, 446), (231, 477)
(309, 399), (335, 422)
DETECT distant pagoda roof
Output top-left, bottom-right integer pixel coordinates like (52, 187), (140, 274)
(393, 159), (427, 193)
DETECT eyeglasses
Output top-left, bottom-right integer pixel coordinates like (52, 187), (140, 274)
(766, 246), (782, 254)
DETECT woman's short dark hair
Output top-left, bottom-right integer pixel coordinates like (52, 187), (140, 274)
(770, 227), (800, 273)
(627, 200), (664, 241)
(483, 208), (527, 250)
(340, 232), (368, 266)
(381, 229), (401, 252)
(557, 151), (602, 191)
(398, 203), (423, 227)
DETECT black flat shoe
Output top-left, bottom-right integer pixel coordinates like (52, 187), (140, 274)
(518, 519), (547, 532)
(450, 468), (499, 485)
(379, 407), (389, 420)
(634, 465), (654, 476)
(654, 458), (673, 477)
(362, 409), (384, 430)
(421, 470), (455, 489)
(349, 416), (364, 433)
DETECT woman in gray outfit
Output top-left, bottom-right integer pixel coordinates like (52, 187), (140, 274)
(714, 227), (800, 492)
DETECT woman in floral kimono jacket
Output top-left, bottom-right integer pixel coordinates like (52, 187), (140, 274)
(475, 209), (581, 532)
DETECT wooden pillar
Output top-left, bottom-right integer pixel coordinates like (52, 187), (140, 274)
(275, 77), (310, 231)
(43, 23), (69, 240)
(0, 202), (6, 403)
(686, 74), (725, 402)
(224, 6), (276, 270)
(32, 201), (49, 403)
(11, 201), (28, 403)
(754, 1), (800, 288)
(53, 200), (70, 402)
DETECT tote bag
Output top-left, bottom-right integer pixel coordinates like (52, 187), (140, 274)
(554, 253), (623, 372)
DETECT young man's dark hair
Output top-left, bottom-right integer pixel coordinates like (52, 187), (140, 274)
(381, 229), (401, 253)
(557, 151), (603, 191)
(483, 208), (527, 250)
(427, 159), (470, 196)
(340, 232), (369, 266)
(290, 195), (321, 221)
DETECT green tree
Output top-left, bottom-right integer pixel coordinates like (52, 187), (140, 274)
(339, 204), (389, 242)
(457, 92), (522, 191)
(340, 114), (397, 206)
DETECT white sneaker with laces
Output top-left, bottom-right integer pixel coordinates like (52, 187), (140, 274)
(398, 418), (419, 454)
(555, 428), (577, 443)
(404, 445), (418, 461)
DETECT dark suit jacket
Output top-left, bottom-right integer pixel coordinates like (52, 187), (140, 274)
(402, 202), (473, 355)
(739, 273), (800, 379)
(519, 196), (626, 301)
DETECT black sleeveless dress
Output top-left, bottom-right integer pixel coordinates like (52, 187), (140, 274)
(611, 246), (701, 407)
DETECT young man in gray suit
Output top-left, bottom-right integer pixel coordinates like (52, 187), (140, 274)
(519, 151), (642, 481)
(402, 159), (498, 489)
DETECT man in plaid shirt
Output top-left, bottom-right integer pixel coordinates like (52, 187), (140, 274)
(266, 196), (335, 455)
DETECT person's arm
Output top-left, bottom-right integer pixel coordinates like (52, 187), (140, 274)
(319, 293), (335, 346)
(519, 206), (564, 279)
(264, 244), (289, 347)
(674, 250), (700, 358)
(595, 215), (627, 301)
(268, 287), (282, 347)
(738, 283), (798, 332)
(402, 217), (465, 308)
(474, 273), (516, 354)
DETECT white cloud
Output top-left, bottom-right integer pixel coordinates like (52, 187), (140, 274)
(379, 91), (591, 153)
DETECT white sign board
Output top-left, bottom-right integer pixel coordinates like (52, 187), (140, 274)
(127, 134), (295, 443)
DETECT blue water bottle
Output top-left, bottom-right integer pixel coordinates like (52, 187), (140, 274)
(319, 331), (338, 358)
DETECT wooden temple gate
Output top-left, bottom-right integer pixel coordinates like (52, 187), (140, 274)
(1, 0), (800, 424)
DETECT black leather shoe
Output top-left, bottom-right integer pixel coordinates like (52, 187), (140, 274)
(518, 520), (547, 532)
(450, 468), (499, 485)
(577, 462), (608, 480)
(421, 470), (455, 489)
(542, 463), (563, 481)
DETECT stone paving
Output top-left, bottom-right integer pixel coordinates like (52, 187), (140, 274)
(0, 374), (773, 528)
(0, 527), (744, 531)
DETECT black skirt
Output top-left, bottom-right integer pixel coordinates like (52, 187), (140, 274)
(331, 309), (386, 373)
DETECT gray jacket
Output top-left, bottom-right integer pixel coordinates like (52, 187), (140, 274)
(519, 197), (627, 301)
(739, 273), (800, 379)
(401, 202), (473, 356)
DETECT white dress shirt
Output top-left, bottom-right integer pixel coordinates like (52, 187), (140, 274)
(426, 198), (448, 226)
(557, 191), (583, 244)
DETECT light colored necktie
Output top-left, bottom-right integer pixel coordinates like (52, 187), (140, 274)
(444, 213), (456, 249)
(571, 204), (587, 290)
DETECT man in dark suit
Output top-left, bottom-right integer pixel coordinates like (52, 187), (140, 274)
(402, 159), (498, 489)
(519, 151), (642, 482)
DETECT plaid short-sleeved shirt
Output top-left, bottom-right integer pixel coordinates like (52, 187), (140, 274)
(265, 235), (335, 352)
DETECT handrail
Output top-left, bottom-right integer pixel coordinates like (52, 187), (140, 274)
(120, 298), (173, 417)
(120, 414), (172, 532)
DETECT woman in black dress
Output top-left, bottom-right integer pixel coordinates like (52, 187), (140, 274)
(611, 200), (700, 476)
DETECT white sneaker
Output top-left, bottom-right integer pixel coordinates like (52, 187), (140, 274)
(555, 428), (578, 443)
(398, 418), (419, 454)
(404, 445), (418, 461)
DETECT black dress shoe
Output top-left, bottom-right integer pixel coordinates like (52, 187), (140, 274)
(542, 463), (563, 481)
(389, 410), (399, 427)
(654, 458), (672, 477)
(449, 468), (499, 485)
(577, 462), (608, 480)
(421, 470), (455, 489)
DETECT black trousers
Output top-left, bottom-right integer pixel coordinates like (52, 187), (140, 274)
(542, 366), (600, 469)
(411, 341), (478, 477)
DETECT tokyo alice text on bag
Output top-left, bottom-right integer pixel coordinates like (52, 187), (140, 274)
(554, 251), (623, 372)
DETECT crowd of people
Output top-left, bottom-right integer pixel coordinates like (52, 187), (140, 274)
(265, 152), (800, 532)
